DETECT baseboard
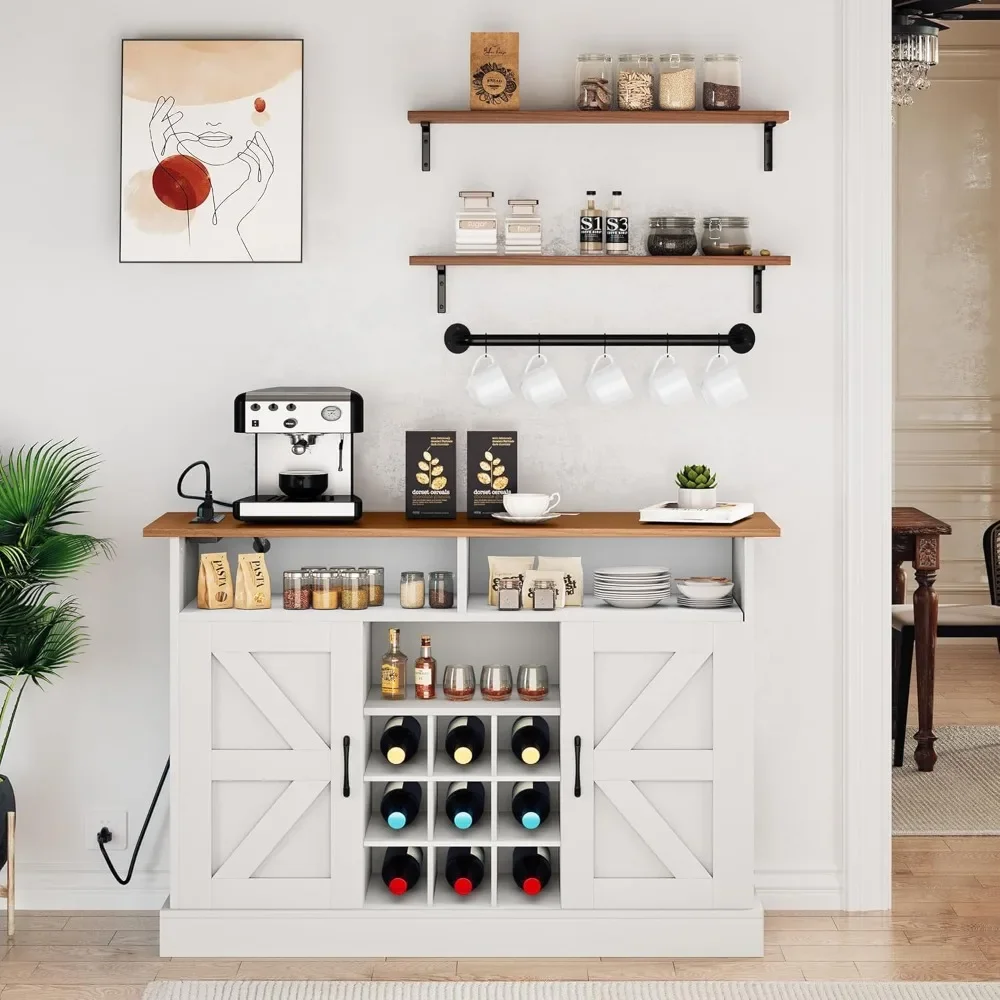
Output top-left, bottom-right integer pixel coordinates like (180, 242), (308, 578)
(755, 869), (844, 910)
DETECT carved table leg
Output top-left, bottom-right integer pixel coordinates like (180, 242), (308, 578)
(892, 552), (906, 605)
(913, 560), (940, 772)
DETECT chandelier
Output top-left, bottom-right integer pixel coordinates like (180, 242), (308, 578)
(892, 19), (939, 107)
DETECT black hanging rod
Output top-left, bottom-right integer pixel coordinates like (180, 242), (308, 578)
(444, 323), (756, 355)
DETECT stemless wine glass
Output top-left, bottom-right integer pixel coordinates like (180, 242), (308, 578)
(517, 665), (550, 701)
(443, 664), (477, 702)
(480, 664), (513, 701)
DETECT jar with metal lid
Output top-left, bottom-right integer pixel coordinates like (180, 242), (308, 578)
(358, 566), (384, 607)
(429, 571), (455, 609)
(301, 565), (325, 588)
(617, 54), (655, 110)
(702, 217), (752, 256)
(341, 571), (370, 611)
(312, 570), (341, 610)
(657, 53), (697, 110)
(648, 217), (698, 256)
(703, 54), (742, 110)
(575, 53), (613, 111)
(400, 571), (426, 610)
(283, 571), (311, 611)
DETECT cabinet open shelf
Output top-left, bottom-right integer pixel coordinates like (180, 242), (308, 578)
(496, 875), (561, 910)
(364, 749), (429, 781)
(364, 815), (428, 848)
(495, 812), (560, 847)
(364, 685), (560, 716)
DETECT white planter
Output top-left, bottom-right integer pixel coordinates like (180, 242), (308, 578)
(678, 487), (717, 509)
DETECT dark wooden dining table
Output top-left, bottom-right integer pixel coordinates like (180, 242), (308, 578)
(892, 506), (953, 772)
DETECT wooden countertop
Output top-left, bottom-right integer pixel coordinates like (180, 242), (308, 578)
(143, 511), (781, 539)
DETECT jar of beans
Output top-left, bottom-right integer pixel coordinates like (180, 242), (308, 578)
(429, 571), (455, 609)
(311, 570), (341, 610)
(341, 571), (370, 610)
(400, 571), (426, 609)
(703, 54), (741, 110)
(617, 54), (655, 110)
(647, 217), (698, 256)
(359, 566), (384, 607)
(283, 571), (311, 610)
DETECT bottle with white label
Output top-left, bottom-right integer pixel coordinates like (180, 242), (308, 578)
(605, 190), (629, 255)
(579, 190), (604, 255)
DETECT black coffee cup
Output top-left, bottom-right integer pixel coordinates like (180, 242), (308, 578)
(278, 470), (329, 500)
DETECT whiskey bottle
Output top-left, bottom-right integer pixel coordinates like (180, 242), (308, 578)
(414, 634), (436, 700)
(579, 190), (604, 255)
(511, 716), (550, 765)
(381, 627), (407, 699)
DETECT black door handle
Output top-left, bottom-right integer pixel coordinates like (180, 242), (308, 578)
(574, 735), (582, 797)
(342, 736), (351, 797)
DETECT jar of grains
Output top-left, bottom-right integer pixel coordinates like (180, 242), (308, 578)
(701, 216), (752, 256)
(283, 571), (311, 610)
(302, 565), (326, 586)
(429, 571), (455, 609)
(312, 570), (341, 610)
(617, 54), (655, 110)
(400, 572), (426, 609)
(703, 54), (742, 110)
(341, 571), (370, 610)
(658, 53), (697, 110)
(648, 217), (698, 256)
(359, 567), (384, 607)
(575, 53), (613, 110)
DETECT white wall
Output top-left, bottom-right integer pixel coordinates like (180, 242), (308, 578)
(1, 0), (844, 908)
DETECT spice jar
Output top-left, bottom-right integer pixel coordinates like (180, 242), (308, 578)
(648, 217), (698, 256)
(359, 567), (384, 607)
(283, 571), (311, 611)
(576, 53), (613, 111)
(341, 571), (370, 611)
(311, 570), (341, 610)
(658, 53), (697, 110)
(498, 576), (522, 612)
(703, 54), (742, 110)
(400, 571), (426, 610)
(302, 565), (326, 586)
(617, 54), (655, 110)
(429, 571), (455, 609)
(701, 216), (752, 256)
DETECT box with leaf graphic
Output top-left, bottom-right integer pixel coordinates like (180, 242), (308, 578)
(405, 432), (456, 519)
(467, 431), (517, 518)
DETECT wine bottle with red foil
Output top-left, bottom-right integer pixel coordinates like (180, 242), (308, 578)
(445, 780), (485, 830)
(381, 845), (423, 895)
(445, 845), (486, 896)
(510, 716), (550, 766)
(380, 716), (422, 766)
(445, 716), (485, 766)
(380, 781), (422, 831)
(512, 845), (551, 896)
(511, 780), (550, 830)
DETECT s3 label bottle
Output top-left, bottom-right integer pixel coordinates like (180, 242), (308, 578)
(606, 190), (629, 255)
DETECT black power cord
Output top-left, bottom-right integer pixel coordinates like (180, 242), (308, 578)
(97, 758), (170, 886)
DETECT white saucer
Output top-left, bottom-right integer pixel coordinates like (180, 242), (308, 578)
(493, 512), (562, 524)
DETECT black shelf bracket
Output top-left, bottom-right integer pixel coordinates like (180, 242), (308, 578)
(763, 121), (776, 172)
(436, 265), (447, 313)
(444, 322), (756, 355)
(421, 122), (431, 171)
(753, 265), (765, 314)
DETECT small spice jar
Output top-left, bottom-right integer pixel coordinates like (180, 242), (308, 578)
(701, 216), (752, 256)
(575, 53), (613, 110)
(283, 571), (311, 611)
(311, 570), (341, 610)
(400, 571), (426, 610)
(658, 53), (697, 110)
(302, 565), (326, 586)
(429, 571), (455, 609)
(703, 54), (742, 110)
(498, 576), (522, 611)
(617, 54), (655, 110)
(648, 217), (698, 256)
(359, 567), (384, 607)
(341, 571), (370, 610)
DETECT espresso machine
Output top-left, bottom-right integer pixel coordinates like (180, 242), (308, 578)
(232, 387), (364, 523)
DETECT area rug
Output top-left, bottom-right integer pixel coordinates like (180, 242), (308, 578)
(893, 724), (1000, 835)
(141, 984), (1000, 1000)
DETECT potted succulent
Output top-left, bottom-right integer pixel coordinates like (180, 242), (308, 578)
(675, 464), (718, 510)
(0, 442), (110, 867)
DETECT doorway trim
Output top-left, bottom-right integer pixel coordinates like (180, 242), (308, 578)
(842, 0), (893, 910)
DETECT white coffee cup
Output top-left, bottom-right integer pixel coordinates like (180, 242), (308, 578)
(649, 353), (695, 405)
(467, 353), (513, 407)
(586, 354), (633, 405)
(522, 353), (567, 408)
(701, 354), (749, 408)
(503, 492), (561, 517)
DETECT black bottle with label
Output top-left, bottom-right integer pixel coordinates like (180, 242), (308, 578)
(445, 716), (485, 765)
(512, 845), (551, 895)
(445, 845), (486, 896)
(510, 716), (550, 765)
(380, 781), (423, 830)
(446, 780), (486, 830)
(381, 846), (423, 895)
(511, 780), (550, 830)
(380, 716), (422, 766)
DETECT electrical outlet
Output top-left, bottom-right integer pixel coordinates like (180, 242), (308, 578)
(86, 810), (127, 852)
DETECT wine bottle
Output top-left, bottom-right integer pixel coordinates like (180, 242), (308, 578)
(380, 716), (422, 766)
(446, 845), (486, 896)
(445, 780), (486, 830)
(511, 780), (550, 830)
(511, 716), (550, 766)
(445, 716), (485, 766)
(380, 781), (422, 831)
(381, 845), (423, 895)
(512, 845), (551, 896)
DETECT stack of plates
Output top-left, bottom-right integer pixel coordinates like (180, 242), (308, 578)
(676, 594), (735, 609)
(593, 566), (671, 609)
(674, 577), (735, 609)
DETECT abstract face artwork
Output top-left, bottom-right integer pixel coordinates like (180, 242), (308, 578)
(120, 40), (303, 262)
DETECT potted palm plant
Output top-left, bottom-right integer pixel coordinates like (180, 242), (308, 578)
(0, 442), (110, 867)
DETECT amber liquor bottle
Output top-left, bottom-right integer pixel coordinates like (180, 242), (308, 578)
(414, 634), (437, 699)
(381, 627), (407, 699)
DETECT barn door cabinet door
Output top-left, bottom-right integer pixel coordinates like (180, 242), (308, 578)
(560, 621), (752, 910)
(173, 620), (367, 910)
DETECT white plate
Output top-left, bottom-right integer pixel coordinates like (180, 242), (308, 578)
(599, 597), (666, 609)
(677, 599), (734, 608)
(594, 579), (671, 587)
(594, 574), (671, 581)
(594, 588), (671, 596)
(595, 566), (670, 576)
(674, 580), (734, 601)
(492, 513), (562, 524)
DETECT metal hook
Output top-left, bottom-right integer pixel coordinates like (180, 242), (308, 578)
(537, 332), (542, 357)
(484, 331), (489, 356)
(603, 332), (608, 358)
(717, 334), (723, 357)
(666, 331), (671, 357)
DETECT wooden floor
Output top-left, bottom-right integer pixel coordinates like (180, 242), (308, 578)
(2, 645), (998, 997)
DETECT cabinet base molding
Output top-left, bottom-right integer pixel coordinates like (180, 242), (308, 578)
(159, 900), (764, 958)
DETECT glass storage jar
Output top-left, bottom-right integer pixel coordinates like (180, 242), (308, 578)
(400, 571), (426, 609)
(703, 54), (742, 110)
(283, 571), (311, 611)
(341, 571), (370, 611)
(359, 566), (384, 607)
(617, 54), (655, 110)
(429, 571), (455, 609)
(701, 216), (752, 256)
(647, 217), (698, 256)
(657, 53), (697, 110)
(575, 53), (613, 111)
(312, 570), (341, 610)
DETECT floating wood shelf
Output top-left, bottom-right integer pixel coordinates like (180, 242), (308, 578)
(409, 255), (791, 315)
(407, 109), (790, 171)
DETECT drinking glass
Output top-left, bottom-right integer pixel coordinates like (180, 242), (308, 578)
(480, 664), (513, 701)
(443, 664), (477, 701)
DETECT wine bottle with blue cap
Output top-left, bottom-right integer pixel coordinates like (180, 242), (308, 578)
(445, 780), (485, 830)
(380, 781), (422, 830)
(511, 780), (550, 830)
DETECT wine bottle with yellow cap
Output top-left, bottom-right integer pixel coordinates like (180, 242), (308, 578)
(511, 716), (550, 766)
(445, 716), (485, 766)
(380, 716), (422, 766)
